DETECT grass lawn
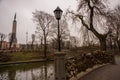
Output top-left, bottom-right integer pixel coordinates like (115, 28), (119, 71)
(0, 50), (54, 63)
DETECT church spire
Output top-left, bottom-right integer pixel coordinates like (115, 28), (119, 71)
(12, 13), (17, 46)
(14, 13), (16, 20)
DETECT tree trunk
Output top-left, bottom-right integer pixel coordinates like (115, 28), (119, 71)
(99, 38), (106, 51)
(44, 31), (47, 59)
(31, 41), (33, 50)
(0, 41), (2, 50)
(41, 38), (43, 49)
(9, 44), (11, 49)
(88, 1), (107, 51)
(117, 40), (120, 51)
(44, 37), (47, 58)
(89, 27), (107, 51)
(77, 1), (108, 51)
(9, 34), (13, 50)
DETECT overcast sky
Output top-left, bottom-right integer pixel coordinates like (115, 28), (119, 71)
(0, 0), (120, 44)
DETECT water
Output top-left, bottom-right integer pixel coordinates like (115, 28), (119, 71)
(0, 61), (55, 80)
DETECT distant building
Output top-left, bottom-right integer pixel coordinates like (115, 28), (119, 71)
(1, 41), (9, 50)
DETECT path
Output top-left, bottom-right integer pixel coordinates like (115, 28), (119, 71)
(78, 57), (120, 80)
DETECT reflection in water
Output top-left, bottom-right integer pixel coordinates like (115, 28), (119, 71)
(0, 61), (54, 80)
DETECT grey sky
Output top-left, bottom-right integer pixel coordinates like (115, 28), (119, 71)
(0, 0), (120, 44)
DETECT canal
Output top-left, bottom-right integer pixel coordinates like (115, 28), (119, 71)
(0, 61), (54, 80)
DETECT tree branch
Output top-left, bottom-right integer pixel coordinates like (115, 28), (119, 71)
(78, 15), (90, 30)
(68, 11), (90, 30)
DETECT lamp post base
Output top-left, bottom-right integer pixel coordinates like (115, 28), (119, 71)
(54, 52), (66, 80)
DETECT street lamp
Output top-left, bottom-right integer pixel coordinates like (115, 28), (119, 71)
(54, 6), (63, 52)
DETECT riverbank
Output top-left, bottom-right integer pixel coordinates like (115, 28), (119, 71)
(0, 48), (119, 66)
(0, 50), (54, 65)
(0, 58), (54, 66)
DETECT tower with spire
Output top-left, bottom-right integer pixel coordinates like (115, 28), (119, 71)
(12, 13), (17, 47)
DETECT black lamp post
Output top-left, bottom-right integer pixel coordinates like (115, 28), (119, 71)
(54, 6), (63, 52)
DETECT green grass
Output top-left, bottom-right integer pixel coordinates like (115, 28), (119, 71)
(10, 52), (34, 61)
(0, 50), (55, 63)
(1, 50), (62, 63)
(10, 51), (48, 61)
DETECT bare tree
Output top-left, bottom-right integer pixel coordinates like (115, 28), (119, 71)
(79, 25), (98, 46)
(115, 6), (120, 51)
(69, 36), (80, 49)
(106, 5), (120, 51)
(50, 15), (70, 49)
(31, 34), (35, 49)
(0, 33), (6, 49)
(8, 33), (13, 49)
(35, 31), (43, 49)
(68, 0), (110, 50)
(33, 10), (54, 58)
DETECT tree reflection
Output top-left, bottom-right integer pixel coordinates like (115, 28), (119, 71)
(0, 62), (54, 80)
(8, 70), (16, 80)
(44, 61), (47, 80)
